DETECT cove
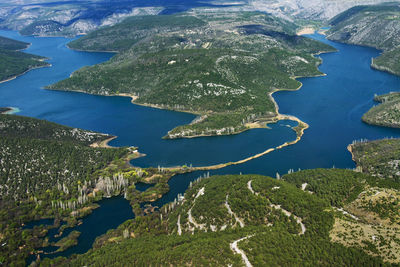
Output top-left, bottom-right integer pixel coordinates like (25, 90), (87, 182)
(27, 196), (133, 264)
(0, 30), (297, 169)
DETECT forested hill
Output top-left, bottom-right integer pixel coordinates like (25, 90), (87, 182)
(0, 114), (110, 145)
(0, 35), (49, 82)
(53, 168), (400, 266)
(327, 3), (400, 76)
(0, 114), (131, 265)
(48, 10), (335, 139)
(0, 36), (29, 50)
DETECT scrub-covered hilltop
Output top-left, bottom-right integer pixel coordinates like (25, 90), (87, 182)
(327, 3), (400, 76)
(0, 36), (49, 82)
(48, 10), (335, 139)
(49, 168), (400, 266)
(362, 92), (400, 128)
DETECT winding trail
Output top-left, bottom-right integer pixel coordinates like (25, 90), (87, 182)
(225, 195), (245, 228)
(230, 235), (255, 267)
(301, 183), (308, 191)
(177, 215), (182, 235)
(187, 187), (206, 231)
(247, 180), (306, 235)
(247, 180), (258, 195)
(270, 204), (306, 235)
(335, 207), (359, 221)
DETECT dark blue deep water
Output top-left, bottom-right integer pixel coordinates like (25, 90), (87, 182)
(1, 30), (400, 261)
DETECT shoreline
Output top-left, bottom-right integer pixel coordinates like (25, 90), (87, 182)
(0, 63), (51, 84)
(90, 136), (117, 148)
(50, 34), (335, 170)
(297, 27), (316, 36)
(0, 107), (20, 114)
(66, 44), (119, 54)
(347, 144), (355, 162)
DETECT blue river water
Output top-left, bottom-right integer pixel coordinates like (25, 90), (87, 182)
(1, 29), (400, 262)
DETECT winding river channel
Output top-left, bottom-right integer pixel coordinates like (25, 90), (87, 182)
(1, 29), (400, 261)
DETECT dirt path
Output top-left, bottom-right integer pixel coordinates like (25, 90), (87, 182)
(225, 195), (245, 228)
(230, 235), (254, 267)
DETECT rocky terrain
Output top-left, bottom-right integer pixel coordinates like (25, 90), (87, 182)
(0, 0), (395, 37)
(0, 1), (163, 37)
(246, 0), (394, 20)
(327, 3), (400, 76)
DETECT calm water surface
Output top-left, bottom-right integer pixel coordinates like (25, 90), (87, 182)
(1, 30), (400, 260)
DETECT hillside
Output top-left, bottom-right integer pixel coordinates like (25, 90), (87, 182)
(349, 138), (400, 182)
(0, 1), (163, 37)
(327, 3), (400, 76)
(0, 115), (131, 265)
(0, 0), (394, 38)
(0, 114), (111, 145)
(0, 35), (49, 82)
(46, 169), (400, 266)
(362, 92), (400, 128)
(48, 11), (335, 139)
(0, 114), (195, 265)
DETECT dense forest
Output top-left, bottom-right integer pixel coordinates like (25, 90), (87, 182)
(44, 169), (399, 266)
(0, 115), (195, 265)
(0, 36), (49, 82)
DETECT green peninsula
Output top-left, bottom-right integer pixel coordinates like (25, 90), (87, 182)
(48, 11), (335, 138)
(362, 92), (400, 128)
(0, 36), (49, 82)
(328, 3), (400, 76)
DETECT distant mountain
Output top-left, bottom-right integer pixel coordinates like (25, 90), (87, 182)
(0, 0), (396, 37)
(327, 3), (400, 76)
(246, 0), (395, 20)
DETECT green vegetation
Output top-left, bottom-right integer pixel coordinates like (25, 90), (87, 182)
(350, 138), (400, 182)
(283, 168), (366, 206)
(362, 92), (400, 128)
(43, 172), (398, 266)
(0, 114), (111, 145)
(0, 35), (49, 82)
(48, 11), (334, 138)
(328, 3), (400, 76)
(0, 114), (195, 265)
(54, 230), (81, 252)
(372, 47), (400, 76)
(0, 115), (130, 265)
(0, 36), (29, 50)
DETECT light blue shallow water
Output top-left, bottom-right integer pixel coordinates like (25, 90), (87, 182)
(1, 30), (400, 261)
